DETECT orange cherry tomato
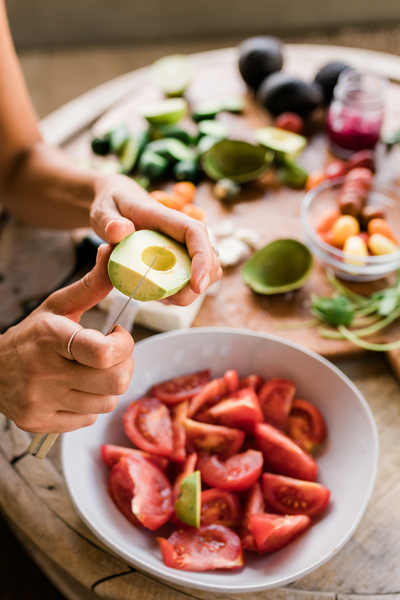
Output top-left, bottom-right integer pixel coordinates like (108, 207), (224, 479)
(181, 203), (206, 221)
(306, 171), (325, 191)
(150, 190), (183, 210)
(173, 181), (197, 204)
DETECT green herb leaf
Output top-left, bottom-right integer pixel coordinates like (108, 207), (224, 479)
(311, 295), (354, 326)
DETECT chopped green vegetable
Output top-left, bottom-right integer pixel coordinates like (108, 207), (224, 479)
(311, 295), (354, 326)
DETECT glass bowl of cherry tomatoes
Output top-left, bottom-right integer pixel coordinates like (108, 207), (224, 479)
(301, 168), (400, 281)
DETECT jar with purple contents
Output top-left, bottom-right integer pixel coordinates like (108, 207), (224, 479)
(326, 70), (387, 158)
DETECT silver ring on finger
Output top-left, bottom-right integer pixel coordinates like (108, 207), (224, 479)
(67, 328), (81, 360)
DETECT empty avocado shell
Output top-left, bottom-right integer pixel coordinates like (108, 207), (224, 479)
(242, 238), (313, 294)
(202, 139), (273, 183)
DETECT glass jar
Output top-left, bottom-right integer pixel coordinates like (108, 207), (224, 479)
(326, 70), (387, 158)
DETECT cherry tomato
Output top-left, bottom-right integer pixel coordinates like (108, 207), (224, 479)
(223, 369), (240, 393)
(250, 513), (311, 553)
(201, 388), (264, 433)
(108, 454), (173, 530)
(185, 419), (244, 458)
(197, 450), (263, 492)
(170, 401), (189, 463)
(287, 398), (327, 453)
(316, 209), (340, 234)
(255, 422), (318, 481)
(258, 378), (295, 429)
(262, 473), (330, 517)
(306, 171), (325, 192)
(123, 397), (173, 457)
(149, 370), (210, 406)
(275, 112), (305, 134)
(157, 524), (244, 571)
(325, 160), (346, 180)
(201, 488), (242, 528)
(100, 444), (169, 471)
(239, 374), (264, 392)
(173, 452), (198, 498)
(188, 377), (227, 418)
(240, 482), (264, 551)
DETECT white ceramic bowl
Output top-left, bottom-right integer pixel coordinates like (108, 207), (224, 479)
(62, 328), (378, 594)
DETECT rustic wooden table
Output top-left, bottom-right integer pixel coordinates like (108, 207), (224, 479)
(1, 44), (400, 600)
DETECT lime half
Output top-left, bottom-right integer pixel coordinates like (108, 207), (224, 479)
(151, 54), (193, 97)
(175, 470), (201, 527)
(141, 98), (188, 127)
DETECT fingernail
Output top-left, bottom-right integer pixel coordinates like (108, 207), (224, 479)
(198, 274), (210, 294)
(96, 243), (107, 263)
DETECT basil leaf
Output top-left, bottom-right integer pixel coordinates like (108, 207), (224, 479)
(311, 295), (354, 326)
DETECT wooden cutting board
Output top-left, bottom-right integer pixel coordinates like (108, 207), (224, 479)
(64, 46), (400, 374)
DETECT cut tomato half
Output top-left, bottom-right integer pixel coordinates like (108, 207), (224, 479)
(201, 388), (264, 433)
(100, 444), (168, 470)
(108, 454), (173, 530)
(187, 378), (227, 418)
(185, 419), (244, 458)
(239, 374), (264, 393)
(201, 488), (242, 528)
(258, 378), (296, 429)
(170, 401), (189, 463)
(250, 513), (311, 552)
(149, 370), (210, 405)
(287, 399), (327, 453)
(197, 450), (263, 492)
(157, 524), (243, 571)
(123, 397), (173, 457)
(255, 422), (318, 481)
(262, 473), (330, 517)
(240, 482), (265, 551)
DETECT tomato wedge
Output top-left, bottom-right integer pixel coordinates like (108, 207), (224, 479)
(197, 450), (263, 492)
(185, 419), (244, 458)
(258, 378), (296, 429)
(240, 482), (265, 551)
(250, 514), (311, 552)
(123, 397), (173, 457)
(255, 422), (318, 481)
(262, 473), (330, 517)
(188, 378), (227, 418)
(223, 369), (240, 393)
(239, 374), (264, 393)
(201, 388), (264, 433)
(157, 524), (243, 571)
(173, 452), (198, 498)
(287, 399), (327, 453)
(170, 401), (188, 463)
(201, 488), (242, 528)
(108, 454), (173, 530)
(100, 444), (168, 470)
(149, 370), (210, 405)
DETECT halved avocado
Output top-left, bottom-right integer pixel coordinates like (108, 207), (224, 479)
(108, 230), (192, 301)
(141, 98), (188, 126)
(242, 239), (313, 295)
(202, 139), (273, 183)
(256, 127), (307, 162)
(175, 470), (201, 528)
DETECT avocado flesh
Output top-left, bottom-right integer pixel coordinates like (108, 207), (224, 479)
(108, 230), (191, 301)
(175, 470), (201, 528)
(256, 127), (307, 161)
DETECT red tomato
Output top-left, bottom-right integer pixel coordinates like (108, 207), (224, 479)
(325, 160), (346, 180)
(240, 482), (264, 551)
(100, 444), (169, 470)
(262, 473), (330, 517)
(170, 401), (189, 463)
(157, 524), (243, 571)
(108, 454), (173, 530)
(223, 369), (240, 393)
(239, 374), (264, 392)
(197, 450), (263, 492)
(185, 419), (244, 458)
(173, 452), (198, 498)
(287, 398), (327, 453)
(258, 378), (295, 429)
(123, 397), (173, 457)
(250, 514), (311, 552)
(255, 423), (318, 481)
(188, 377), (227, 418)
(201, 488), (242, 528)
(148, 370), (210, 405)
(275, 112), (305, 134)
(346, 149), (376, 173)
(201, 388), (264, 433)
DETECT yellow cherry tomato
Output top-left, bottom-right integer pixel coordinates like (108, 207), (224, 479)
(331, 215), (360, 247)
(368, 233), (399, 255)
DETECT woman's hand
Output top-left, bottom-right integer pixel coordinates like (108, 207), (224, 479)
(90, 174), (222, 306)
(0, 245), (134, 433)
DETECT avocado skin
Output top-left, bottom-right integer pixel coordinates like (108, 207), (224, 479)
(314, 61), (352, 106)
(238, 36), (283, 91)
(257, 72), (323, 118)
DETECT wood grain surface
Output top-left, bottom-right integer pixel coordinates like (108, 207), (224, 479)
(2, 45), (400, 600)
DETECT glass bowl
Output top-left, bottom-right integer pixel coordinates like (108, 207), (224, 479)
(301, 178), (400, 281)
